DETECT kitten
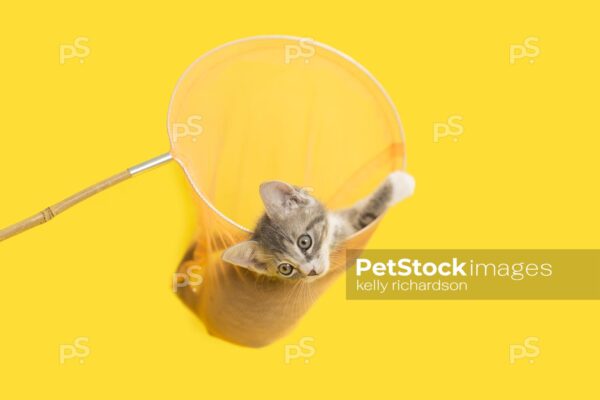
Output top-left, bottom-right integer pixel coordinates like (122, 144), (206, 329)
(222, 171), (415, 281)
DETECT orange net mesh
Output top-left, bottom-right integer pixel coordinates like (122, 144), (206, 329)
(169, 36), (405, 347)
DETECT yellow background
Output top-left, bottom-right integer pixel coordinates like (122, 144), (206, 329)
(0, 1), (598, 399)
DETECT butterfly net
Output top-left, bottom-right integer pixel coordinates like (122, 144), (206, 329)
(169, 36), (405, 347)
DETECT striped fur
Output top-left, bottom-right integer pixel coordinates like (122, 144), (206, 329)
(222, 171), (415, 281)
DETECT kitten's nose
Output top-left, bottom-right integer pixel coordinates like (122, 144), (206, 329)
(308, 269), (317, 276)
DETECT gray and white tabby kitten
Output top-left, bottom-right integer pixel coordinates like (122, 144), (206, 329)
(222, 171), (415, 281)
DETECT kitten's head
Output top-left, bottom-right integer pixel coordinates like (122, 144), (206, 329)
(222, 181), (332, 281)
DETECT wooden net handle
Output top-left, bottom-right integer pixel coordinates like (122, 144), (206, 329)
(0, 153), (172, 242)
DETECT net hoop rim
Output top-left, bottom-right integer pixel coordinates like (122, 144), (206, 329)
(167, 34), (407, 236)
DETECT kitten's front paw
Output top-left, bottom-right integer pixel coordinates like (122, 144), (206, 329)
(387, 171), (415, 205)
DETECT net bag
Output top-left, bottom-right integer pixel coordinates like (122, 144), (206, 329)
(170, 36), (405, 347)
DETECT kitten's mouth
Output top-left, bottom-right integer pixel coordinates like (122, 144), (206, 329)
(302, 268), (329, 282)
(304, 274), (323, 282)
(299, 261), (329, 281)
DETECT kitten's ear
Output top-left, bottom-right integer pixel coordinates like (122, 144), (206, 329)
(222, 241), (265, 272)
(259, 181), (304, 219)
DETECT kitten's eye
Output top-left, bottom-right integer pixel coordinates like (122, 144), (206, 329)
(297, 234), (312, 250)
(277, 263), (295, 277)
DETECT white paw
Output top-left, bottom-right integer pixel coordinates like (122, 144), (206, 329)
(387, 171), (415, 205)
